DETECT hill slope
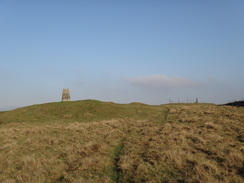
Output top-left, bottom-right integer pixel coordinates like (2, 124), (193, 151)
(0, 100), (166, 124)
(0, 101), (243, 183)
(225, 100), (244, 107)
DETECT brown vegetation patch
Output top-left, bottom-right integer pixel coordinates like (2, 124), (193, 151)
(0, 103), (243, 182)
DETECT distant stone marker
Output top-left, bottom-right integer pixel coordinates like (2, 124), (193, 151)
(62, 88), (71, 101)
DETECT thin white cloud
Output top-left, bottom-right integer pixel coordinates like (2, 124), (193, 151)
(130, 74), (201, 89)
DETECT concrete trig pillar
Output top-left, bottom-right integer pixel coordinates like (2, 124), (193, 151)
(62, 88), (71, 101)
(195, 97), (198, 103)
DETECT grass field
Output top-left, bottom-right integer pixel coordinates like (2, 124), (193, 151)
(0, 100), (243, 182)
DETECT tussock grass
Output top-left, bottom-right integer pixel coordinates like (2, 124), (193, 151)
(0, 101), (243, 182)
(0, 120), (125, 182)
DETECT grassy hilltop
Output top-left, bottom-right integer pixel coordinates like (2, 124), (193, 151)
(0, 100), (165, 124)
(0, 100), (243, 183)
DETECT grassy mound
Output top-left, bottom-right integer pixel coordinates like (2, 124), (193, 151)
(0, 100), (165, 124)
(0, 101), (243, 182)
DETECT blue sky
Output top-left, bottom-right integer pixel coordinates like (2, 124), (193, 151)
(0, 0), (244, 110)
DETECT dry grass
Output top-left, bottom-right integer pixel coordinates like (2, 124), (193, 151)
(117, 104), (244, 183)
(0, 102), (243, 182)
(0, 119), (128, 182)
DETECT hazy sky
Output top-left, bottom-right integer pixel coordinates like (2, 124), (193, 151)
(1, 0), (244, 110)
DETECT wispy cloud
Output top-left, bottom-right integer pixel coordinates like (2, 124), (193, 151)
(129, 74), (202, 89)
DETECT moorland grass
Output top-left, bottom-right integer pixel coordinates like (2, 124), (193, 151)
(0, 101), (243, 182)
